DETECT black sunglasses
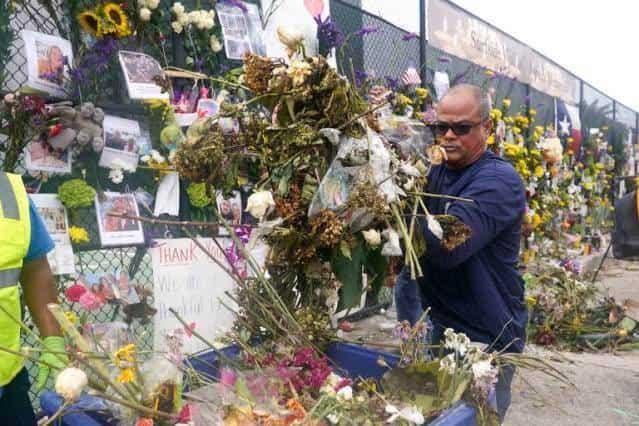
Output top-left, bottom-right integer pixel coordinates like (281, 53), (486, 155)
(428, 121), (483, 136)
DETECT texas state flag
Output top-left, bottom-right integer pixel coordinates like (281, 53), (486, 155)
(555, 99), (582, 157)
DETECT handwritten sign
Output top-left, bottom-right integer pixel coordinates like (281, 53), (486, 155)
(151, 238), (237, 354)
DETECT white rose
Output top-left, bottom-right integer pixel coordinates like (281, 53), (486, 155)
(204, 18), (215, 30)
(151, 149), (165, 163)
(109, 168), (124, 184)
(336, 385), (353, 401)
(140, 154), (150, 163)
(385, 404), (424, 424)
(381, 228), (402, 256)
(187, 11), (199, 24)
(471, 360), (496, 380)
(178, 13), (189, 25)
(245, 190), (275, 219)
(139, 7), (152, 21)
(55, 368), (88, 402)
(171, 2), (185, 15)
(209, 35), (223, 52)
(171, 21), (184, 34)
(276, 25), (304, 51)
(327, 413), (340, 424)
(362, 229), (381, 247)
(207, 10), (216, 20)
(147, 0), (160, 9)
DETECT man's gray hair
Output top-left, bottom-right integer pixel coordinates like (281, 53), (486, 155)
(442, 84), (492, 121)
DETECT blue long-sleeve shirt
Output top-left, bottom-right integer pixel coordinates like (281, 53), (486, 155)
(413, 150), (528, 352)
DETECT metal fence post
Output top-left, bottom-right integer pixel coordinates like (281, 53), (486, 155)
(419, 0), (427, 86)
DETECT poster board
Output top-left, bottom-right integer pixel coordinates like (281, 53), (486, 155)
(151, 238), (237, 354)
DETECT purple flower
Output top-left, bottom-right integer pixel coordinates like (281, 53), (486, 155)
(402, 32), (419, 41)
(356, 26), (378, 37)
(385, 76), (398, 90)
(222, 0), (248, 13)
(354, 70), (368, 87)
(315, 15), (344, 55)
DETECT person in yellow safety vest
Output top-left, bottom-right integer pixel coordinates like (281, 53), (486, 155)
(0, 172), (68, 426)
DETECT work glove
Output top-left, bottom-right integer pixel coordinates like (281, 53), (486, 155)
(36, 335), (68, 391)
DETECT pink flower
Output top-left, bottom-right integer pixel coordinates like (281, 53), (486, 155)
(219, 368), (237, 388)
(65, 284), (87, 303)
(79, 291), (103, 311)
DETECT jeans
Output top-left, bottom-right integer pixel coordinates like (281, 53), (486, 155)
(430, 323), (515, 422)
(0, 368), (37, 426)
(393, 274), (423, 326)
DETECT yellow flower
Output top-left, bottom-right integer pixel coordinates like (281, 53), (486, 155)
(484, 70), (495, 77)
(502, 98), (511, 108)
(512, 126), (521, 135)
(486, 135), (495, 145)
(77, 11), (101, 37)
(415, 87), (429, 100)
(489, 108), (502, 121)
(534, 165), (544, 178)
(64, 311), (77, 325)
(532, 213), (542, 228)
(114, 344), (136, 366)
(117, 368), (135, 384)
(529, 109), (537, 116)
(525, 295), (537, 307)
(103, 3), (131, 38)
(68, 226), (89, 244)
(395, 93), (413, 107)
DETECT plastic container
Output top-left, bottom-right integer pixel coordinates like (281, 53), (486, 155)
(40, 343), (476, 425)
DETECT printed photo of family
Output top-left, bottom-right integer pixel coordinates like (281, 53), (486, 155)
(217, 191), (242, 225)
(25, 140), (72, 173)
(99, 115), (141, 171)
(95, 192), (145, 246)
(118, 51), (168, 100)
(81, 270), (140, 307)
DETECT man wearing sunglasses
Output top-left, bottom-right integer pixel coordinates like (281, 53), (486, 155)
(396, 84), (527, 422)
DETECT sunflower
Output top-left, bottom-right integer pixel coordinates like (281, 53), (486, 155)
(77, 11), (100, 37)
(103, 3), (131, 37)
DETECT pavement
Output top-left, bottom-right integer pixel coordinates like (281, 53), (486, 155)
(345, 258), (639, 425)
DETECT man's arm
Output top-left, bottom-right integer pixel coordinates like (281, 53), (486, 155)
(21, 256), (61, 337)
(420, 172), (525, 270)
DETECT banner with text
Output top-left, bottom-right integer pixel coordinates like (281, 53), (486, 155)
(151, 238), (237, 354)
(427, 0), (578, 104)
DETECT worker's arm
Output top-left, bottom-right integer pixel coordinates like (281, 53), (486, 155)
(420, 170), (525, 270)
(21, 256), (61, 337)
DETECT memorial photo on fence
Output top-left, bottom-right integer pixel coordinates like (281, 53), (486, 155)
(99, 115), (141, 171)
(216, 190), (242, 229)
(118, 50), (168, 99)
(95, 192), (145, 246)
(25, 140), (72, 174)
(21, 30), (73, 98)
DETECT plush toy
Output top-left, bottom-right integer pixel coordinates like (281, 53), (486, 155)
(45, 102), (105, 153)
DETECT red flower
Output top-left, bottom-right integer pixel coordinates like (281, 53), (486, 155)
(65, 284), (87, 302)
(49, 123), (63, 138)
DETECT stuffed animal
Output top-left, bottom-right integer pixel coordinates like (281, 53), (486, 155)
(45, 101), (105, 153)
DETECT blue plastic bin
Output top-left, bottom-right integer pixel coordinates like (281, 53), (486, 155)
(40, 342), (476, 425)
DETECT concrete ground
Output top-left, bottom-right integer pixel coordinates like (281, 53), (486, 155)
(346, 258), (639, 425)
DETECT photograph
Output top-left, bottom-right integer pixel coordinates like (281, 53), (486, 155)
(25, 140), (72, 174)
(29, 194), (76, 275)
(111, 270), (140, 305)
(216, 2), (265, 60)
(95, 192), (145, 247)
(196, 98), (219, 118)
(118, 51), (169, 100)
(21, 30), (73, 98)
(99, 115), (141, 171)
(216, 190), (242, 234)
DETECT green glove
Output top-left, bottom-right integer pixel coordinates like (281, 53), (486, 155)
(36, 336), (68, 391)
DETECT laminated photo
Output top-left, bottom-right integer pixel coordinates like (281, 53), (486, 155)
(196, 98), (219, 118)
(21, 30), (73, 98)
(216, 1), (266, 60)
(99, 115), (141, 171)
(118, 51), (169, 100)
(25, 140), (72, 174)
(95, 192), (145, 247)
(29, 194), (76, 275)
(216, 190), (242, 234)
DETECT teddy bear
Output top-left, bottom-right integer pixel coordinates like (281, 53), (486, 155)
(45, 101), (105, 154)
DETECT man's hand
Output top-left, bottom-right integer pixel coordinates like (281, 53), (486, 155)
(36, 336), (68, 390)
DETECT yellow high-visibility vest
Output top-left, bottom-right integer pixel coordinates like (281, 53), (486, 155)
(0, 172), (31, 386)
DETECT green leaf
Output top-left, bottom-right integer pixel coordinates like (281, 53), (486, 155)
(364, 247), (389, 302)
(331, 243), (366, 310)
(339, 240), (352, 260)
